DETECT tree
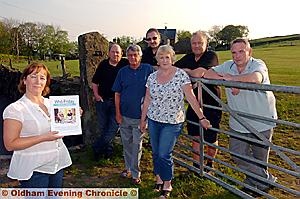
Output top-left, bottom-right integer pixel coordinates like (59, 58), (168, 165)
(53, 29), (70, 54)
(0, 18), (21, 56)
(177, 30), (192, 41)
(174, 38), (191, 54)
(216, 25), (249, 47)
(0, 19), (74, 59)
(208, 25), (222, 48)
(10, 27), (21, 57)
(66, 41), (78, 59)
(18, 22), (40, 59)
(208, 25), (222, 40)
(38, 24), (55, 59)
(114, 36), (137, 51)
(0, 21), (12, 54)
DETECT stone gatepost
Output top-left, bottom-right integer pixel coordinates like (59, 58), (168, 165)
(78, 32), (108, 145)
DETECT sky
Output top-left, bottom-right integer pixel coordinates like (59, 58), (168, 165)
(0, 0), (299, 42)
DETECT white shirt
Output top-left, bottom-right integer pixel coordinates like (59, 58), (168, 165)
(212, 57), (277, 133)
(3, 95), (72, 180)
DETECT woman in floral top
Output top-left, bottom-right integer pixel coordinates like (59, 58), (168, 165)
(140, 45), (211, 198)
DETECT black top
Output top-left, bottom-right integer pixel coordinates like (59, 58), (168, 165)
(92, 58), (129, 99)
(141, 47), (157, 66)
(175, 51), (222, 111)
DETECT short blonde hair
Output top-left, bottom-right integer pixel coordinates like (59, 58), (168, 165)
(155, 45), (176, 63)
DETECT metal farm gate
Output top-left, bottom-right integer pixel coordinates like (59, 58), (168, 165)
(173, 78), (300, 199)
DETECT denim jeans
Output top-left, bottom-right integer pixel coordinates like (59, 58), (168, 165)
(148, 119), (183, 181)
(19, 169), (64, 188)
(93, 99), (119, 156)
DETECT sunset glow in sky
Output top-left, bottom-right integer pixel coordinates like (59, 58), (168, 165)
(1, 0), (299, 41)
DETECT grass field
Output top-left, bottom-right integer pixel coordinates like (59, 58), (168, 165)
(3, 45), (300, 86)
(217, 45), (300, 86)
(250, 34), (300, 46)
(1, 45), (299, 198)
(8, 60), (80, 77)
(66, 45), (298, 198)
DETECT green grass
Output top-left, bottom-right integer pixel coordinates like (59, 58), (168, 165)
(4, 45), (300, 86)
(252, 40), (300, 48)
(177, 44), (300, 86)
(2, 59), (80, 77)
(1, 44), (299, 198)
(65, 144), (239, 199)
(250, 34), (300, 44)
(216, 45), (300, 86)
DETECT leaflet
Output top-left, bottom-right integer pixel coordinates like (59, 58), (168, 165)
(49, 95), (82, 136)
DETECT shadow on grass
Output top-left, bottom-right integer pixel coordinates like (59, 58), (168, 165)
(64, 143), (239, 199)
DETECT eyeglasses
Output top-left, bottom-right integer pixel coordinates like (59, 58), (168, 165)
(146, 37), (158, 41)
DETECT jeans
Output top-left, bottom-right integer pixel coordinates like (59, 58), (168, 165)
(93, 99), (119, 156)
(19, 169), (64, 188)
(148, 119), (183, 181)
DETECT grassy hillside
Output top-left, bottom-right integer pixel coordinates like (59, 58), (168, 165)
(0, 53), (79, 77)
(250, 34), (300, 47)
(1, 59), (80, 77)
(215, 45), (300, 86)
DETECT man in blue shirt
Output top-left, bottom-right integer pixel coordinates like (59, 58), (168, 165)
(112, 44), (154, 185)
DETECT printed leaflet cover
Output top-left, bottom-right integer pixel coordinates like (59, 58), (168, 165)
(49, 95), (82, 136)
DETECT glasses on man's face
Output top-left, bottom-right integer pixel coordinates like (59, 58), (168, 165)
(146, 36), (158, 42)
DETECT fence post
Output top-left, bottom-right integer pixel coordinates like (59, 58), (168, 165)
(197, 81), (205, 175)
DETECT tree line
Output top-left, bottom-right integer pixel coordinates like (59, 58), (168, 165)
(0, 19), (78, 60)
(113, 25), (249, 53)
(176, 25), (249, 51)
(0, 18), (249, 60)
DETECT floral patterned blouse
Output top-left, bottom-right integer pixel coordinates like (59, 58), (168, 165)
(146, 68), (191, 124)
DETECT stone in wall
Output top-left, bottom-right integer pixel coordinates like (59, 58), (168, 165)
(0, 64), (22, 102)
(78, 32), (109, 145)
